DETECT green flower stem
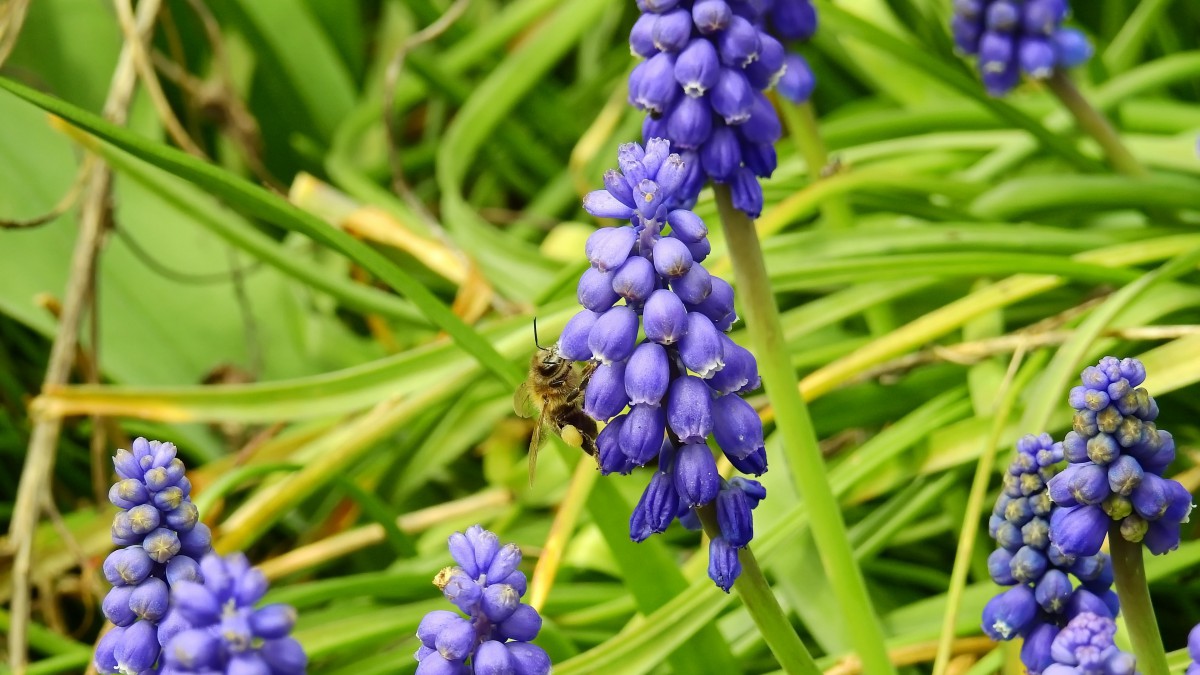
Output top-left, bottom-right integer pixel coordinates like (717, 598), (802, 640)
(714, 183), (896, 675)
(1108, 525), (1171, 675)
(695, 504), (820, 675)
(1045, 70), (1147, 177)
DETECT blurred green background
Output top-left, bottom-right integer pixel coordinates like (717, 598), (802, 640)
(2, 0), (1200, 672)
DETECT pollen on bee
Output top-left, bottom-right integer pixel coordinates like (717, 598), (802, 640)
(561, 425), (584, 448)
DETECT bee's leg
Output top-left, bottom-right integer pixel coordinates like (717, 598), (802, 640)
(566, 361), (600, 407)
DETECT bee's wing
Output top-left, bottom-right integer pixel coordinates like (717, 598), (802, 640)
(528, 406), (551, 486)
(513, 382), (538, 419)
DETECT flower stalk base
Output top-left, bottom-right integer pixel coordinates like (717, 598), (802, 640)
(1108, 523), (1170, 675)
(714, 183), (896, 675)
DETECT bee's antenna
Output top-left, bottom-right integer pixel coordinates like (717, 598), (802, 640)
(533, 317), (546, 351)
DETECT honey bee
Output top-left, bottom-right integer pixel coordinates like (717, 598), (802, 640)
(513, 321), (599, 484)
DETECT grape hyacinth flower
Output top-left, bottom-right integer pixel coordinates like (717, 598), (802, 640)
(1042, 612), (1136, 675)
(951, 0), (1093, 96)
(1047, 357), (1193, 558)
(162, 553), (307, 674)
(628, 0), (820, 215)
(94, 438), (214, 675)
(982, 434), (1117, 674)
(576, 139), (766, 591)
(415, 525), (551, 675)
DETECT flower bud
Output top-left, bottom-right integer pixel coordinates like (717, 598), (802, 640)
(1033, 568), (1073, 613)
(716, 483), (754, 547)
(771, 0), (818, 40)
(674, 442), (720, 507)
(434, 615), (477, 660)
(1022, 516), (1050, 549)
(577, 267), (619, 313)
(744, 33), (785, 90)
(666, 209), (707, 242)
(143, 527), (182, 563)
(1145, 518), (1181, 555)
(651, 9), (692, 53)
(129, 577), (169, 621)
(1021, 621), (1057, 675)
(707, 336), (757, 396)
(668, 376), (714, 443)
(643, 289), (688, 344)
(179, 522), (212, 559)
(1049, 504), (1108, 557)
(585, 360), (630, 421)
(586, 226), (636, 272)
(671, 263), (713, 305)
(699, 125), (741, 182)
(472, 640), (514, 675)
(707, 536), (741, 592)
(691, 277), (735, 327)
(675, 38), (720, 96)
(1054, 27), (1092, 68)
(626, 342), (670, 405)
(729, 446), (767, 475)
(653, 236), (693, 279)
(981, 585), (1036, 640)
(692, 0), (731, 34)
(630, 471), (679, 542)
(480, 584), (521, 623)
(1022, 0), (1061, 35)
(666, 95), (712, 151)
(1131, 472), (1171, 520)
(1106, 455), (1143, 496)
(508, 642), (552, 675)
(619, 403), (667, 465)
(716, 15), (759, 67)
(1067, 463), (1109, 505)
(730, 167), (764, 218)
(109, 479), (150, 510)
(440, 569), (483, 615)
(496, 604), (542, 642)
(164, 501), (199, 533)
(629, 12), (658, 58)
(104, 546), (154, 586)
(655, 154), (688, 197)
(589, 306), (639, 364)
(102, 585), (137, 626)
(1009, 545), (1047, 583)
(710, 67), (753, 124)
(417, 610), (462, 647)
(115, 619), (161, 674)
(679, 312), (724, 377)
(740, 139), (777, 179)
(712, 394), (763, 460)
(487, 543), (523, 584)
(597, 416), (635, 475)
(987, 548), (1015, 585)
(1062, 431), (1088, 463)
(559, 310), (600, 362)
(250, 604), (297, 640)
(633, 52), (679, 116)
(737, 94), (781, 145)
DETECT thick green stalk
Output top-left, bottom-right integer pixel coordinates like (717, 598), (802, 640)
(696, 505), (820, 675)
(1045, 70), (1147, 177)
(1108, 526), (1171, 675)
(714, 184), (896, 675)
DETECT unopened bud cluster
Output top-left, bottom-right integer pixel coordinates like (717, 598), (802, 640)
(415, 526), (550, 675)
(983, 434), (1118, 674)
(574, 139), (767, 591)
(951, 0), (1092, 95)
(1048, 357), (1193, 558)
(629, 0), (819, 215)
(95, 438), (214, 675)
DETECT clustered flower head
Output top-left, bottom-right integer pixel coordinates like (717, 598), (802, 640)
(628, 0), (819, 216)
(95, 438), (214, 675)
(1048, 357), (1193, 559)
(415, 525), (551, 675)
(982, 434), (1118, 674)
(161, 553), (307, 674)
(951, 0), (1093, 96)
(1042, 612), (1136, 675)
(575, 139), (767, 591)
